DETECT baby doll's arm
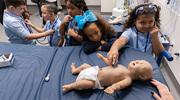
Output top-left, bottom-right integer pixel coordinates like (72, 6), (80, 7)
(97, 53), (111, 66)
(25, 19), (45, 33)
(150, 26), (165, 56)
(104, 78), (132, 94)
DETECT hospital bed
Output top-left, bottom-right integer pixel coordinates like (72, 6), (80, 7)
(0, 42), (173, 100)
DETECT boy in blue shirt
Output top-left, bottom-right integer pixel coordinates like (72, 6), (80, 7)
(26, 3), (62, 46)
(3, 0), (54, 44)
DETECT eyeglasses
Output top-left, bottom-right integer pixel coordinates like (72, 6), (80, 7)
(135, 5), (157, 15)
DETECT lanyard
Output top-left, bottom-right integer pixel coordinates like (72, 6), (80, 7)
(136, 31), (150, 52)
(48, 17), (58, 46)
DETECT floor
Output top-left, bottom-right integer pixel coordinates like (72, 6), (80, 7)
(0, 5), (179, 99)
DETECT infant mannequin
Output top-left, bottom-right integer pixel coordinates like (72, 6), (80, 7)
(63, 53), (153, 94)
(108, 16), (121, 24)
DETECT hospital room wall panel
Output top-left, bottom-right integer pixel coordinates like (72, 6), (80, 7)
(27, 0), (101, 6)
(155, 0), (180, 98)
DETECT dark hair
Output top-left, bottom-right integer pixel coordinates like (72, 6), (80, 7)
(78, 14), (117, 41)
(122, 3), (161, 32)
(5, 0), (26, 8)
(42, 2), (58, 15)
(65, 0), (88, 12)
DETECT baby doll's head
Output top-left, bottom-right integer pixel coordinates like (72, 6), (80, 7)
(128, 60), (153, 81)
(41, 3), (58, 21)
(122, 3), (161, 33)
(65, 0), (88, 18)
(5, 0), (26, 16)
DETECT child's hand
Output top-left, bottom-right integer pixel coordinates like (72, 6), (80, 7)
(45, 29), (54, 35)
(25, 19), (32, 26)
(67, 29), (75, 37)
(62, 16), (70, 24)
(101, 40), (107, 44)
(150, 25), (159, 38)
(107, 50), (119, 65)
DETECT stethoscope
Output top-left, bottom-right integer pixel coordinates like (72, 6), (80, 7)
(20, 16), (49, 45)
(36, 16), (59, 46)
(48, 17), (58, 46)
(136, 30), (150, 52)
(124, 29), (150, 52)
(20, 16), (33, 34)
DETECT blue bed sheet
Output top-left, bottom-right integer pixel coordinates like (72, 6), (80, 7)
(0, 42), (167, 100)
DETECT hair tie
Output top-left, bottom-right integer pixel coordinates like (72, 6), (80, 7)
(75, 10), (97, 30)
(135, 5), (157, 15)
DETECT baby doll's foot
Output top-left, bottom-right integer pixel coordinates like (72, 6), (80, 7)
(108, 16), (121, 24)
(97, 53), (104, 60)
(108, 19), (113, 24)
(63, 85), (73, 93)
(71, 63), (76, 74)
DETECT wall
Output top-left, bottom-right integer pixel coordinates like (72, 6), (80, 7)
(154, 0), (180, 85)
(27, 0), (101, 6)
(101, 0), (116, 12)
(27, 0), (36, 5)
(53, 0), (101, 6)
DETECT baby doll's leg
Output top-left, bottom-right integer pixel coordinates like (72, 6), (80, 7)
(108, 16), (121, 24)
(71, 63), (92, 74)
(97, 53), (111, 66)
(63, 79), (95, 93)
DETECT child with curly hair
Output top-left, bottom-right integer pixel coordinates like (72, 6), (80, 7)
(76, 10), (117, 54)
(107, 4), (165, 65)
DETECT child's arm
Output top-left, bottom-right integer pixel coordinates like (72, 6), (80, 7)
(97, 33), (117, 51)
(25, 19), (45, 33)
(96, 40), (107, 50)
(107, 36), (127, 65)
(67, 29), (83, 42)
(150, 26), (165, 56)
(104, 78), (132, 94)
(57, 37), (64, 47)
(25, 30), (54, 40)
(57, 37), (63, 47)
(59, 16), (70, 37)
(82, 41), (102, 54)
